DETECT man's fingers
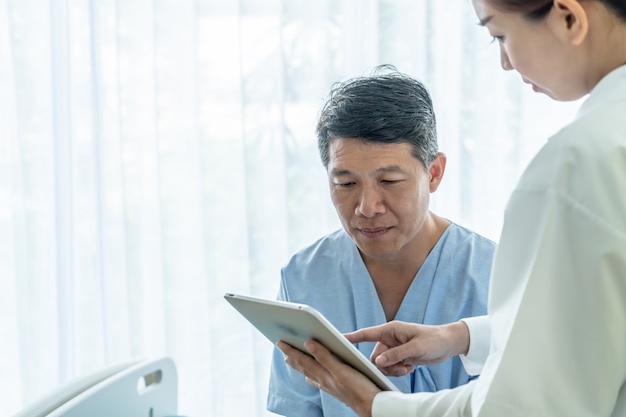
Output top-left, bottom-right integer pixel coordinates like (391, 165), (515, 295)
(305, 376), (321, 389)
(278, 341), (318, 376)
(277, 340), (301, 357)
(279, 340), (337, 386)
(304, 339), (335, 365)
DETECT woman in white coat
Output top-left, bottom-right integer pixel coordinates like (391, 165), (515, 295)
(278, 0), (626, 416)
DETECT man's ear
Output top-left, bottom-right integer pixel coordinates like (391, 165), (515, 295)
(551, 0), (589, 45)
(428, 152), (446, 193)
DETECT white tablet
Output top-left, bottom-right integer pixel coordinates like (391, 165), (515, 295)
(224, 293), (400, 392)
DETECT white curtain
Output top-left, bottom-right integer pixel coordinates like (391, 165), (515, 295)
(0, 0), (579, 416)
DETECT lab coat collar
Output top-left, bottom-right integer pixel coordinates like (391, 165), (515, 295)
(577, 64), (626, 118)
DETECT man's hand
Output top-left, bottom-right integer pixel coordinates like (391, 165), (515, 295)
(344, 320), (470, 376)
(277, 340), (381, 417)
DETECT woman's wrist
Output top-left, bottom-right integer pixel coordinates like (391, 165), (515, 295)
(443, 320), (471, 356)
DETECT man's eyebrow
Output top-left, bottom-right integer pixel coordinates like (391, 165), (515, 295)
(376, 165), (406, 174)
(329, 168), (352, 176)
(478, 15), (493, 26)
(329, 165), (407, 176)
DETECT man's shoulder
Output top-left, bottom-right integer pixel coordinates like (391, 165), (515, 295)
(430, 224), (495, 289)
(444, 223), (496, 250)
(435, 223), (497, 273)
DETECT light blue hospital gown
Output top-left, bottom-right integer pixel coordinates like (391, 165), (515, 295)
(267, 223), (496, 417)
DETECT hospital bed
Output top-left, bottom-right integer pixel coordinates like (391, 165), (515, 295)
(13, 357), (179, 417)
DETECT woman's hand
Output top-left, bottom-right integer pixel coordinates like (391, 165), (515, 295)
(344, 320), (470, 377)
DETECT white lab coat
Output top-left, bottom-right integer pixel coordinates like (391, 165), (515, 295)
(459, 315), (490, 376)
(373, 65), (626, 417)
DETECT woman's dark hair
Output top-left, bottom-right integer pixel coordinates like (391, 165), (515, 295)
(489, 0), (626, 22)
(316, 65), (438, 169)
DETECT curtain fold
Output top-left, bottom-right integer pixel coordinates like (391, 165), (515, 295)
(0, 0), (579, 415)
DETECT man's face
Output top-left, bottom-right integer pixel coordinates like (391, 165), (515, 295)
(327, 137), (441, 263)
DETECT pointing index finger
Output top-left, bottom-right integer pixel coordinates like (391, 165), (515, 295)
(344, 324), (386, 344)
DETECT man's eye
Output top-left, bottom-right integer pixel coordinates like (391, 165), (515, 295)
(490, 35), (504, 44)
(335, 181), (356, 188)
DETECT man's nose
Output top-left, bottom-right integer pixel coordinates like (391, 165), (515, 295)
(355, 185), (385, 217)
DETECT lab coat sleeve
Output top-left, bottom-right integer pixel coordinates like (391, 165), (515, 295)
(373, 383), (474, 417)
(459, 316), (490, 376)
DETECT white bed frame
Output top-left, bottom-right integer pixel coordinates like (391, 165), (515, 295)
(14, 357), (178, 417)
